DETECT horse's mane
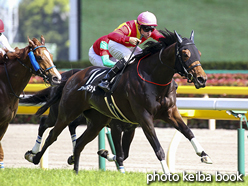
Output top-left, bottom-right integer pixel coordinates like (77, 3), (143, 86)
(5, 37), (41, 60)
(135, 28), (177, 60)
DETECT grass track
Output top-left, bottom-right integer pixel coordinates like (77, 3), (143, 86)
(1, 168), (247, 186)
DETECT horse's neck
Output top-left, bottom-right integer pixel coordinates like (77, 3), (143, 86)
(141, 45), (176, 85)
(6, 56), (33, 97)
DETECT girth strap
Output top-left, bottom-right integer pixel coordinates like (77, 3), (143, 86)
(104, 94), (137, 124)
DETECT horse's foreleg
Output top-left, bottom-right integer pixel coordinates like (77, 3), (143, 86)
(25, 115), (59, 163)
(140, 114), (170, 174)
(168, 107), (212, 164)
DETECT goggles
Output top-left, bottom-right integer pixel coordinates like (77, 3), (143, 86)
(141, 25), (155, 32)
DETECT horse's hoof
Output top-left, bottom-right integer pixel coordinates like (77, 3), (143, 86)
(97, 149), (109, 159)
(32, 152), (41, 165)
(0, 162), (4, 169)
(24, 150), (36, 163)
(200, 151), (212, 164)
(119, 166), (125, 173)
(68, 155), (75, 165)
(201, 155), (213, 164)
(74, 168), (79, 175)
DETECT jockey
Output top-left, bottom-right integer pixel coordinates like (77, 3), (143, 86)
(97, 11), (165, 92)
(89, 35), (117, 67)
(0, 19), (14, 52)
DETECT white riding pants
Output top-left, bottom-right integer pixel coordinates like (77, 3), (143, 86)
(108, 40), (142, 63)
(88, 46), (117, 67)
(0, 34), (14, 51)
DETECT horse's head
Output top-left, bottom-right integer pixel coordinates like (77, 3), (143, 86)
(28, 36), (61, 85)
(174, 30), (207, 89)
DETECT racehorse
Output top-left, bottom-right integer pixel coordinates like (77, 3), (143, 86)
(20, 69), (86, 155)
(21, 69), (134, 172)
(26, 29), (212, 174)
(0, 36), (61, 169)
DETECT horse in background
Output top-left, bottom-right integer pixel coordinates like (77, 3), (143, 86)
(26, 29), (212, 174)
(20, 69), (84, 154)
(0, 36), (61, 169)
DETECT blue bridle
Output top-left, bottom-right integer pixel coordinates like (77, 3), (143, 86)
(28, 45), (56, 72)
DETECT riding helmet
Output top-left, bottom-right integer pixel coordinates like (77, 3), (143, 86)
(137, 11), (157, 26)
(0, 19), (4, 33)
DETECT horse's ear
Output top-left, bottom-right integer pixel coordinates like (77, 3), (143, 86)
(28, 36), (35, 47)
(174, 30), (182, 44)
(190, 30), (194, 43)
(198, 50), (201, 56)
(41, 35), (45, 45)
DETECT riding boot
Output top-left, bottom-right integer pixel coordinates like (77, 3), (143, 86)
(98, 58), (126, 92)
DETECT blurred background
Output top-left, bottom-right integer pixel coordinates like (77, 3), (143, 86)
(0, 0), (247, 63)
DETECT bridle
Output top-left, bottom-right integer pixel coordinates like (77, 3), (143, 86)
(138, 30), (202, 86)
(4, 45), (56, 99)
(159, 39), (201, 83)
(27, 45), (56, 83)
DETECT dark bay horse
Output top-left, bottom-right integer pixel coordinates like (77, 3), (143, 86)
(0, 36), (61, 169)
(26, 29), (212, 174)
(21, 69), (134, 171)
(20, 69), (85, 155)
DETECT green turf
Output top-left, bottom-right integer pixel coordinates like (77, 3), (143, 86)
(1, 168), (247, 186)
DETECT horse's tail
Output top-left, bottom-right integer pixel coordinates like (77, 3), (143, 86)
(34, 69), (82, 117)
(35, 80), (66, 117)
(19, 87), (51, 104)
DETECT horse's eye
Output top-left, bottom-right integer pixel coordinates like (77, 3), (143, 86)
(183, 53), (188, 57)
(36, 56), (42, 61)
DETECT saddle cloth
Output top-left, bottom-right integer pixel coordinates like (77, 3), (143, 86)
(78, 68), (136, 124)
(77, 68), (119, 92)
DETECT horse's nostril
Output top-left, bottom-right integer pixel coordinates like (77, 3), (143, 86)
(52, 76), (60, 83)
(197, 77), (205, 84)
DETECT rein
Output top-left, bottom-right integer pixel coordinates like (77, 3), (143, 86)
(159, 42), (201, 83)
(137, 54), (172, 86)
(4, 62), (26, 99)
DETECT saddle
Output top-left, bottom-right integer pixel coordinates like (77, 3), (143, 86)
(77, 68), (121, 94)
(78, 68), (134, 123)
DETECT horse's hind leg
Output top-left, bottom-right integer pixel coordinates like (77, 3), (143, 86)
(98, 122), (136, 173)
(73, 109), (111, 174)
(167, 106), (212, 164)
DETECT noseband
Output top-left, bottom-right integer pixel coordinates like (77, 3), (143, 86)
(159, 41), (201, 83)
(18, 45), (56, 83)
